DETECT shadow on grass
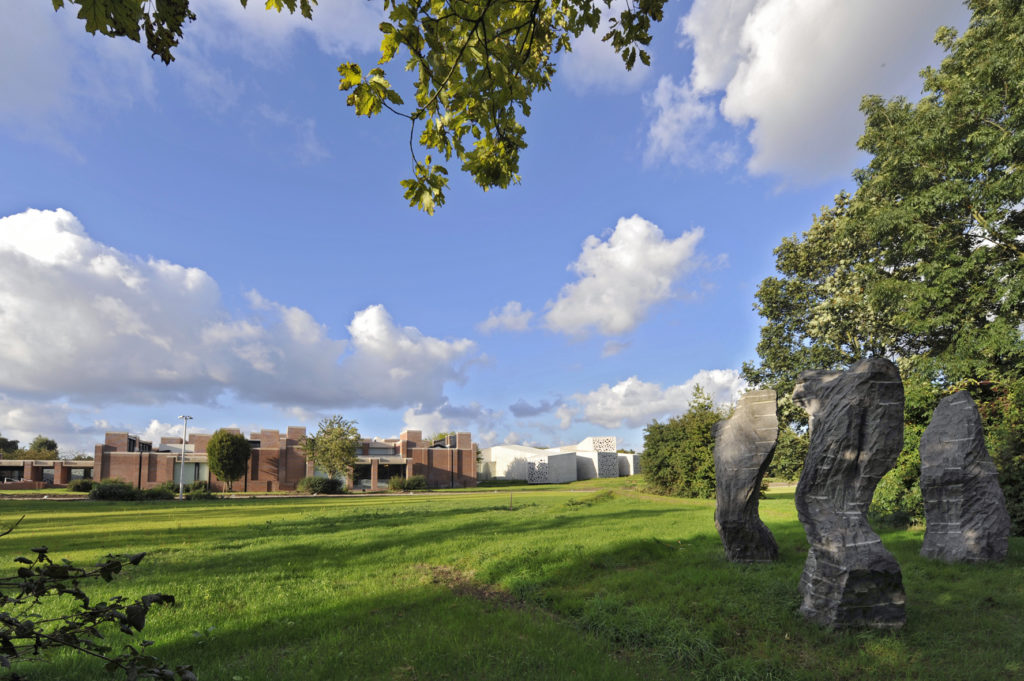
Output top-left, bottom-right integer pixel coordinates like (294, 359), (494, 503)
(10, 496), (1024, 681)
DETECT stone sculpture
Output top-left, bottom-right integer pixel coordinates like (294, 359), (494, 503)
(792, 358), (906, 629)
(920, 391), (1010, 562)
(713, 389), (779, 562)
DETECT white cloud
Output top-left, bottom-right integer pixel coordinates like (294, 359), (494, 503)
(0, 208), (476, 412)
(643, 76), (738, 169)
(0, 0), (157, 149)
(258, 105), (331, 164)
(648, 0), (969, 182)
(601, 340), (630, 357)
(508, 398), (561, 419)
(545, 215), (704, 336)
(0, 397), (106, 456)
(560, 0), (650, 94)
(0, 0), (380, 146)
(478, 301), (533, 333)
(402, 401), (504, 443)
(555, 404), (576, 430)
(570, 369), (747, 429)
(189, 0), (383, 63)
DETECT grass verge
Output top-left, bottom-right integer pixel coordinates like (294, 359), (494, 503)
(1, 487), (1020, 680)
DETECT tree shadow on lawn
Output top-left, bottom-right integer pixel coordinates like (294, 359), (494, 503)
(135, 505), (699, 581)
(23, 502), (1024, 681)
(32, 569), (674, 681)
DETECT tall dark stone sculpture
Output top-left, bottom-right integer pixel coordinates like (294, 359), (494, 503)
(920, 391), (1010, 562)
(713, 389), (779, 562)
(792, 358), (906, 629)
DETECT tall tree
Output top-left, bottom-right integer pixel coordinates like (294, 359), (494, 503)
(641, 386), (725, 498)
(27, 436), (59, 460)
(52, 0), (665, 213)
(744, 0), (1024, 406)
(301, 416), (361, 482)
(206, 430), (252, 492)
(743, 0), (1024, 529)
(0, 435), (18, 457)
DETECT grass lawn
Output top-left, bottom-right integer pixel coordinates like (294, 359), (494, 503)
(2, 482), (1022, 680)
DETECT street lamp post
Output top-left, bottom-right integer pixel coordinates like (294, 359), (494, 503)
(178, 415), (193, 500)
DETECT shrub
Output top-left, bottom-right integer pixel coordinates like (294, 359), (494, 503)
(186, 481), (214, 500)
(297, 477), (345, 494)
(153, 481), (178, 495)
(142, 486), (175, 501)
(767, 427), (807, 481)
(67, 478), (94, 492)
(870, 427), (925, 527)
(89, 479), (140, 501)
(642, 386), (726, 498)
(389, 475), (428, 491)
(88, 479), (212, 502)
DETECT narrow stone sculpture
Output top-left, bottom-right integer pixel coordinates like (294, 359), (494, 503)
(792, 358), (906, 629)
(920, 391), (1010, 562)
(713, 389), (779, 562)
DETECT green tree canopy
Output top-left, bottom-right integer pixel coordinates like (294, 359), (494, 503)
(741, 0), (1024, 531)
(641, 386), (726, 498)
(0, 435), (18, 457)
(206, 430), (252, 492)
(27, 436), (59, 460)
(743, 0), (1024, 411)
(53, 0), (665, 214)
(301, 416), (361, 481)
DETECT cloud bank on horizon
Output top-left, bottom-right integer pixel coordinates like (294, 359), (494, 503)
(0, 209), (476, 411)
(0, 208), (742, 452)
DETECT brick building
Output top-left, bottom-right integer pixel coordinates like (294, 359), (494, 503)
(93, 427), (477, 492)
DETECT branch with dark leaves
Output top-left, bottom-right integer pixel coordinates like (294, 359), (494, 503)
(0, 540), (192, 680)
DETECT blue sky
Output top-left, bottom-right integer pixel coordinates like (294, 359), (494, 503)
(0, 0), (969, 455)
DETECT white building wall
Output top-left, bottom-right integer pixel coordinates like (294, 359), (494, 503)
(486, 445), (538, 480)
(529, 451), (577, 484)
(576, 451), (619, 480)
(618, 453), (640, 476)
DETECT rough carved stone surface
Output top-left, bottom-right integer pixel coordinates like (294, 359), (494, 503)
(713, 389), (779, 562)
(920, 391), (1010, 562)
(792, 358), (906, 629)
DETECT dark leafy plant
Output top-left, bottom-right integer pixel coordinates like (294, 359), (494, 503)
(141, 486), (175, 501)
(296, 477), (345, 495)
(88, 480), (140, 501)
(389, 475), (428, 491)
(0, 518), (192, 679)
(641, 387), (727, 498)
(66, 479), (94, 493)
(185, 481), (214, 500)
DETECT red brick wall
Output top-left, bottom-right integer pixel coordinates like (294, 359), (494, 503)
(105, 433), (130, 451)
(104, 453), (143, 486)
(259, 430), (279, 448)
(191, 433), (212, 454)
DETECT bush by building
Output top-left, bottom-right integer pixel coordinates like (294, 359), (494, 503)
(89, 479), (141, 501)
(297, 477), (345, 494)
(389, 475), (428, 491)
(67, 478), (94, 493)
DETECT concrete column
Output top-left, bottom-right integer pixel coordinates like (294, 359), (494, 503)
(370, 458), (379, 490)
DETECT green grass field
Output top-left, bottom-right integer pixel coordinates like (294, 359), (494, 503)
(3, 481), (1022, 680)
